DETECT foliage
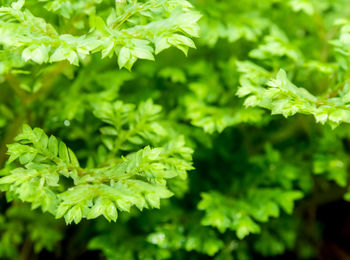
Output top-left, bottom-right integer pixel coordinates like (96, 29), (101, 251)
(1, 0), (350, 259)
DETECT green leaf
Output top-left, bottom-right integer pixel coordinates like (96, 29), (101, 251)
(58, 142), (69, 163)
(118, 47), (131, 69)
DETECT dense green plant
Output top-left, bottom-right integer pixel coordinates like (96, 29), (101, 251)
(1, 0), (350, 259)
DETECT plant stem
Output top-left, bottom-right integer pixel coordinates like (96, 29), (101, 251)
(19, 235), (32, 260)
(0, 62), (70, 167)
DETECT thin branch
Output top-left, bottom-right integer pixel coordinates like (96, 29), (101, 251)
(0, 61), (70, 167)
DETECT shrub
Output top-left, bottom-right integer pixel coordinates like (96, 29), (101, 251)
(1, 0), (350, 259)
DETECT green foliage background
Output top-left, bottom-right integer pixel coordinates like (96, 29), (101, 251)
(1, 0), (350, 259)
